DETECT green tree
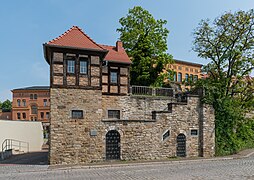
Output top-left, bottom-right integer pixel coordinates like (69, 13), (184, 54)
(193, 10), (254, 155)
(117, 6), (173, 86)
(0, 100), (2, 109)
(2, 99), (12, 112)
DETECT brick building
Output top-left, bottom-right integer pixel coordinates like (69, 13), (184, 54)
(11, 86), (50, 135)
(43, 26), (215, 165)
(167, 59), (203, 83)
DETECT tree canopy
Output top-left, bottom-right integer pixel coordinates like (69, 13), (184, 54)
(117, 6), (173, 86)
(193, 9), (254, 155)
(1, 99), (12, 112)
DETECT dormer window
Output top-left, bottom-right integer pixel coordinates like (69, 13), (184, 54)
(67, 60), (75, 73)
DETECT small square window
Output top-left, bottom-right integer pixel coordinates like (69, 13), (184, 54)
(72, 110), (83, 119)
(162, 130), (170, 141)
(191, 129), (198, 136)
(108, 110), (120, 119)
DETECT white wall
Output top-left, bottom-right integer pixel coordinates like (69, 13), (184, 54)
(0, 120), (43, 152)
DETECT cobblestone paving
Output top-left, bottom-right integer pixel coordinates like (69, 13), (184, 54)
(1, 156), (254, 179)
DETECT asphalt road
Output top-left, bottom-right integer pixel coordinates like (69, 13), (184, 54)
(0, 153), (254, 179)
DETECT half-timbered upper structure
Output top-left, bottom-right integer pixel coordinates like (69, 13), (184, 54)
(43, 26), (131, 95)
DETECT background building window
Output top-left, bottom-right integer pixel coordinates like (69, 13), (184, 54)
(17, 99), (21, 107)
(190, 74), (193, 81)
(80, 59), (88, 74)
(67, 60), (75, 73)
(185, 74), (189, 82)
(46, 112), (50, 119)
(22, 113), (26, 119)
(41, 112), (44, 119)
(194, 75), (198, 82)
(30, 94), (33, 99)
(31, 105), (38, 114)
(108, 110), (120, 119)
(178, 66), (182, 70)
(110, 71), (118, 84)
(173, 72), (177, 81)
(34, 94), (37, 99)
(17, 113), (21, 120)
(191, 129), (198, 136)
(178, 72), (182, 82)
(22, 100), (26, 106)
(43, 99), (47, 106)
(71, 110), (83, 119)
(162, 130), (170, 141)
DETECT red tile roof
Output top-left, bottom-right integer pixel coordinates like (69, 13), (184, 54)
(100, 44), (131, 64)
(46, 26), (131, 64)
(47, 26), (104, 51)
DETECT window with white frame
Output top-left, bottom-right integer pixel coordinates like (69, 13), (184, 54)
(80, 58), (88, 74)
(110, 71), (118, 84)
(67, 60), (75, 73)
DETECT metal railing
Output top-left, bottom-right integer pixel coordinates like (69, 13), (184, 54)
(1, 139), (29, 160)
(130, 86), (174, 97)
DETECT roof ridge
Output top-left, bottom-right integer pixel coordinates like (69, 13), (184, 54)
(48, 26), (105, 50)
(99, 44), (115, 47)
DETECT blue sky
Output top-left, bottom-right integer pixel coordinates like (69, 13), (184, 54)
(0, 0), (253, 101)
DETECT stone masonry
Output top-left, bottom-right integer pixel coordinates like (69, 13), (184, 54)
(49, 88), (215, 165)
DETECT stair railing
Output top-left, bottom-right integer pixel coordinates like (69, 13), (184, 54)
(1, 139), (29, 160)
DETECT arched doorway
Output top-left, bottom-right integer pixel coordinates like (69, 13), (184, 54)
(106, 130), (120, 160)
(176, 133), (186, 157)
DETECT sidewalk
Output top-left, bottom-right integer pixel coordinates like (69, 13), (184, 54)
(49, 148), (254, 170)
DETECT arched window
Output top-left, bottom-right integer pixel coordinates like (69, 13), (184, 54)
(31, 105), (38, 114)
(22, 100), (26, 106)
(17, 99), (21, 107)
(185, 74), (189, 82)
(178, 72), (182, 83)
(190, 74), (193, 81)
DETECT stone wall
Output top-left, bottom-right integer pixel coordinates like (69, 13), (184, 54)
(49, 88), (215, 165)
(50, 88), (104, 165)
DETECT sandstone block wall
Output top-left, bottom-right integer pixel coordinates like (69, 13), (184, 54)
(49, 88), (215, 165)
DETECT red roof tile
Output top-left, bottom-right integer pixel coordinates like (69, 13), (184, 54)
(47, 26), (131, 64)
(47, 26), (104, 51)
(100, 44), (131, 64)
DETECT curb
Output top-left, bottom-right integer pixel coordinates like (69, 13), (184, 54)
(48, 157), (235, 170)
(49, 150), (254, 170)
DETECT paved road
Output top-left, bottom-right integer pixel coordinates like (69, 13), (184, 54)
(1, 155), (254, 179)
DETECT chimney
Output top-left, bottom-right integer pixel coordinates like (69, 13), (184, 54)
(116, 41), (123, 52)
